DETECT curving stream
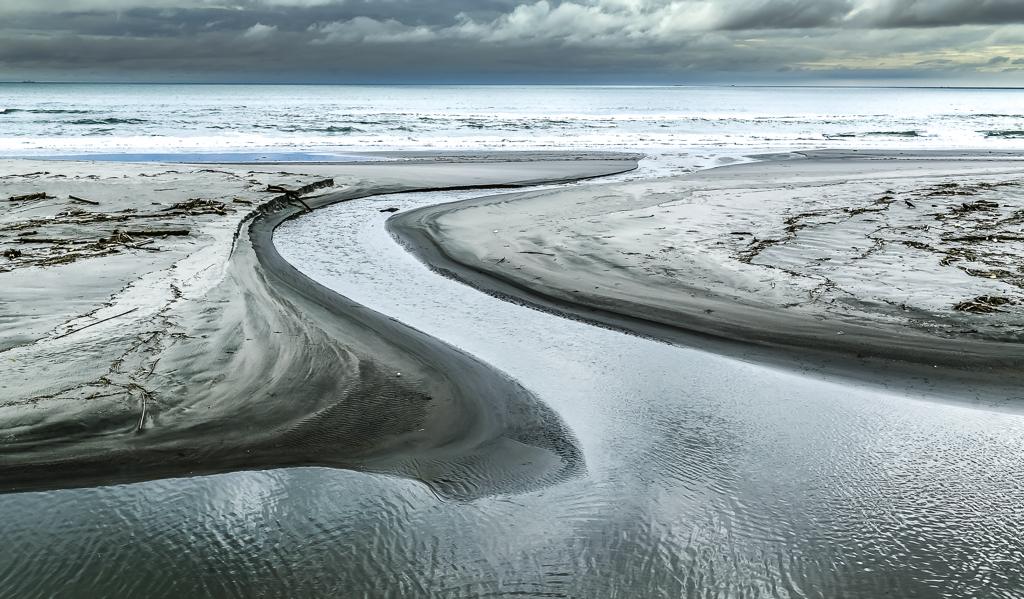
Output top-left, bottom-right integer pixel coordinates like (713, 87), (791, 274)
(3, 171), (1024, 597)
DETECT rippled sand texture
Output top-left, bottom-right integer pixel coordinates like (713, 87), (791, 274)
(0, 155), (636, 496)
(393, 150), (1024, 385)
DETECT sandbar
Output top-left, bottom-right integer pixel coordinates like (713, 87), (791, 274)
(391, 150), (1024, 395)
(0, 153), (636, 496)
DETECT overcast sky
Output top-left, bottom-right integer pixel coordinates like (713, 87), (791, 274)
(3, 0), (1024, 84)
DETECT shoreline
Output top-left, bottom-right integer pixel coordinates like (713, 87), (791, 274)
(0, 153), (637, 496)
(389, 149), (1024, 401)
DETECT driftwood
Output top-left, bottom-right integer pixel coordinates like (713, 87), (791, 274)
(138, 392), (148, 432)
(124, 239), (160, 252)
(266, 178), (334, 212)
(135, 386), (152, 432)
(8, 192), (47, 201)
(942, 234), (1024, 243)
(122, 230), (190, 237)
(53, 307), (139, 340)
(69, 194), (100, 206)
(953, 295), (1014, 313)
(161, 198), (225, 215)
(18, 238), (72, 244)
(295, 178), (334, 195)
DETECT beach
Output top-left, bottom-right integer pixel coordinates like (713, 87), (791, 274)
(4, 84), (1024, 597)
(392, 150), (1024, 396)
(0, 154), (636, 495)
(1, 149), (1023, 596)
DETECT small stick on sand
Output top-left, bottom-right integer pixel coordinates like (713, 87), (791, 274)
(69, 194), (100, 206)
(128, 240), (162, 252)
(53, 307), (139, 339)
(7, 192), (47, 202)
(137, 389), (149, 432)
(123, 230), (190, 236)
(18, 238), (72, 244)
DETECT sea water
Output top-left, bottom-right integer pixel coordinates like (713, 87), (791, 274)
(2, 84), (1024, 157)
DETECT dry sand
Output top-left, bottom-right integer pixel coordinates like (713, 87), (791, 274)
(391, 150), (1024, 390)
(0, 154), (636, 496)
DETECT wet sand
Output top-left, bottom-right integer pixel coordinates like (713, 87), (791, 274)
(0, 154), (636, 496)
(391, 150), (1024, 395)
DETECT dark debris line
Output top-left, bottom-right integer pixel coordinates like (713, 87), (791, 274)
(735, 179), (1024, 314)
(953, 295), (1015, 314)
(1, 174), (334, 273)
(0, 198), (232, 272)
(0, 165), (244, 273)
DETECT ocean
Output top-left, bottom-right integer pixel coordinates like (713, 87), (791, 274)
(3, 84), (1024, 158)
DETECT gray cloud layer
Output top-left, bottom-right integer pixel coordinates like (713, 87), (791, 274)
(2, 0), (1024, 83)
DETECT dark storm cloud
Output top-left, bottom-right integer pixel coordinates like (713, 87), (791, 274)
(2, 0), (1024, 83)
(848, 0), (1024, 28)
(715, 0), (853, 30)
(3, 2), (524, 37)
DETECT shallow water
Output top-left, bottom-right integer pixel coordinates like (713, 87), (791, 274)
(3, 168), (1024, 597)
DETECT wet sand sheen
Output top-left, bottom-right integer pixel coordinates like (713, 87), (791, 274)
(0, 155), (636, 496)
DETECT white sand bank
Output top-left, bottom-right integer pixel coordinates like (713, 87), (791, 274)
(0, 154), (635, 495)
(393, 150), (1024, 379)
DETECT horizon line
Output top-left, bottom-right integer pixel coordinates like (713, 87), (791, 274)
(3, 81), (1024, 90)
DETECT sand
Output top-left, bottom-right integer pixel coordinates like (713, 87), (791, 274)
(391, 150), (1024, 392)
(0, 153), (636, 496)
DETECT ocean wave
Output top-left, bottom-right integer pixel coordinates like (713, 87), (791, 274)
(249, 124), (362, 134)
(69, 118), (147, 125)
(2, 109), (96, 115)
(451, 118), (611, 131)
(323, 126), (362, 134)
(983, 130), (1024, 138)
(864, 130), (920, 137)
